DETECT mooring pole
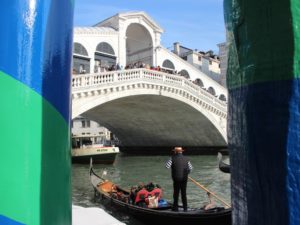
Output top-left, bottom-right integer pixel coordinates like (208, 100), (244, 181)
(0, 1), (74, 224)
(224, 0), (300, 224)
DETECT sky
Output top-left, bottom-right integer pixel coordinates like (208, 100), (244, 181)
(74, 0), (225, 53)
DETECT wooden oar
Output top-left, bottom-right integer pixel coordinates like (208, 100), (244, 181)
(188, 176), (231, 208)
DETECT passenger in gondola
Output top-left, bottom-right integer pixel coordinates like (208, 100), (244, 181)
(150, 187), (162, 203)
(202, 192), (216, 210)
(135, 187), (148, 207)
(129, 186), (138, 204)
(109, 184), (118, 199)
(165, 146), (193, 212)
(145, 182), (155, 192)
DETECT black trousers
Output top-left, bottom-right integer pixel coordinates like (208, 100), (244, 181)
(173, 179), (187, 210)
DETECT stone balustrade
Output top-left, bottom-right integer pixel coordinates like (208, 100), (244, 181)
(72, 68), (228, 120)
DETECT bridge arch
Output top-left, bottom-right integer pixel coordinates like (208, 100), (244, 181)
(94, 42), (117, 70)
(219, 94), (227, 101)
(73, 89), (226, 146)
(74, 42), (89, 56)
(180, 69), (190, 79)
(73, 42), (90, 74)
(72, 71), (227, 146)
(195, 78), (204, 87)
(162, 59), (175, 70)
(207, 87), (216, 96)
(126, 23), (153, 66)
(96, 42), (115, 55)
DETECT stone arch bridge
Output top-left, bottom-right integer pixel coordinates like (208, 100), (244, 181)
(72, 69), (228, 150)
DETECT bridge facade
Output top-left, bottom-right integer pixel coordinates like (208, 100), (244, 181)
(72, 68), (228, 148)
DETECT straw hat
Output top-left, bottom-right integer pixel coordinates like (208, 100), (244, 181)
(172, 146), (184, 153)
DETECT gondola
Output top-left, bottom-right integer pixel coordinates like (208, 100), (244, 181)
(217, 153), (230, 173)
(90, 163), (231, 225)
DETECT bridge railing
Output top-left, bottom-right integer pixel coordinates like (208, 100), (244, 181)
(72, 68), (227, 109)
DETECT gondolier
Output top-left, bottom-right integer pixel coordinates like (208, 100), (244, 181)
(90, 159), (231, 225)
(165, 147), (193, 212)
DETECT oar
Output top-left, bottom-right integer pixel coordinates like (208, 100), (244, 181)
(188, 176), (231, 208)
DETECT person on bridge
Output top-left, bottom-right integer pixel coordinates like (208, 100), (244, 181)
(165, 147), (193, 212)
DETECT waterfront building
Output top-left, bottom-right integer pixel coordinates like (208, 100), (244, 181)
(172, 42), (227, 87)
(217, 42), (228, 87)
(72, 117), (112, 146)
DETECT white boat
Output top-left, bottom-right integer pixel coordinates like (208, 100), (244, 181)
(72, 136), (119, 164)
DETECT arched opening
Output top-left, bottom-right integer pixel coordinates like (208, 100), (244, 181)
(126, 23), (153, 67)
(219, 94), (227, 101)
(195, 78), (204, 87)
(180, 69), (190, 79)
(162, 59), (175, 73)
(207, 87), (216, 96)
(73, 42), (90, 74)
(94, 42), (116, 72)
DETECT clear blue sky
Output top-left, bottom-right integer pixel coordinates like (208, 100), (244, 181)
(74, 0), (225, 53)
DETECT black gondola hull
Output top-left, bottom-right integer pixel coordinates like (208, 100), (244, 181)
(90, 167), (231, 225)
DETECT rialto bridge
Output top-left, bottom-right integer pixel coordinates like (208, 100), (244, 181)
(72, 69), (228, 148)
(72, 11), (228, 149)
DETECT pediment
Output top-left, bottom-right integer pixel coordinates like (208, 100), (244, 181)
(94, 11), (164, 33)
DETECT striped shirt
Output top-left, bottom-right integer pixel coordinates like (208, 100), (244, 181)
(165, 156), (193, 171)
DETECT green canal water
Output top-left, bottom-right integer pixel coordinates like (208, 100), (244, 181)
(72, 154), (231, 225)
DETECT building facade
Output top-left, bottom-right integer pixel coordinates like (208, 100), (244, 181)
(71, 117), (112, 144)
(172, 42), (227, 87)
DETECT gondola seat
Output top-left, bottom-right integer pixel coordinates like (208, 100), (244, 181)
(97, 181), (114, 193)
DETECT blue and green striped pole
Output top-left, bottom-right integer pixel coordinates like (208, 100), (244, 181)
(0, 1), (74, 224)
(225, 0), (300, 224)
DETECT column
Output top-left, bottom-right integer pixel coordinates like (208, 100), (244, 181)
(224, 0), (300, 225)
(0, 1), (74, 224)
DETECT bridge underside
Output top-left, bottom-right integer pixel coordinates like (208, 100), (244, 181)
(81, 95), (227, 152)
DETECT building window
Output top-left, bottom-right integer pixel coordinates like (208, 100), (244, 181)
(81, 120), (86, 128)
(198, 56), (202, 61)
(209, 60), (212, 65)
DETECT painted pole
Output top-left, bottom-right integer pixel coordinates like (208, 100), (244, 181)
(0, 1), (74, 224)
(224, 0), (300, 225)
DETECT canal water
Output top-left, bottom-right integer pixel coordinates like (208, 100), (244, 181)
(72, 153), (231, 225)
